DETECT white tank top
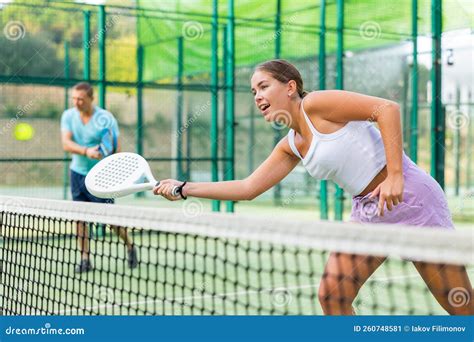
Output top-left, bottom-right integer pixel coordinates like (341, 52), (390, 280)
(287, 99), (386, 196)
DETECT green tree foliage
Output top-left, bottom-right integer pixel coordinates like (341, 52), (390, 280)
(0, 34), (66, 77)
(1, 0), (136, 83)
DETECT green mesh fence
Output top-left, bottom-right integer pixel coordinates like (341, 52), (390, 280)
(137, 0), (473, 79)
(0, 0), (472, 220)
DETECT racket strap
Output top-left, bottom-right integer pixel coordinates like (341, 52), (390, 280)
(176, 181), (187, 200)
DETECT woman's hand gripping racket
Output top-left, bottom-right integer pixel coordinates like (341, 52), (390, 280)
(85, 152), (179, 199)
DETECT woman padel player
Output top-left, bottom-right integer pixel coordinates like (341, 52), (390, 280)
(154, 59), (472, 315)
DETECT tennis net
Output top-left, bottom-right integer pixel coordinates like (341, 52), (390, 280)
(1, 196), (472, 315)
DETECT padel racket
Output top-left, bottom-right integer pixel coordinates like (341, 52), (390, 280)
(85, 152), (179, 199)
(98, 128), (117, 158)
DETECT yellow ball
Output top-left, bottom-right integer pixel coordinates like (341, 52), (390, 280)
(14, 123), (35, 141)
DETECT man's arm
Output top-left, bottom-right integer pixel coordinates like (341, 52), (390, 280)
(61, 131), (101, 159)
(62, 131), (86, 155)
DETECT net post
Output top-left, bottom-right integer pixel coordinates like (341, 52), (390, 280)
(319, 0), (328, 220)
(454, 86), (461, 196)
(430, 0), (444, 189)
(272, 0), (282, 207)
(98, 5), (106, 109)
(176, 36), (184, 181)
(225, 0), (235, 213)
(409, 0), (418, 163)
(335, 0), (345, 221)
(466, 92), (473, 189)
(211, 0), (221, 212)
(135, 44), (145, 198)
(63, 41), (70, 200)
(83, 9), (91, 81)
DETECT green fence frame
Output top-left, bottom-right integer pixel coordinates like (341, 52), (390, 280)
(0, 0), (461, 218)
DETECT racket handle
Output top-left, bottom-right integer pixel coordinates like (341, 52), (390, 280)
(154, 182), (179, 197)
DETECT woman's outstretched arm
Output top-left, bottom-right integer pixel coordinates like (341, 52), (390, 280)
(154, 137), (300, 201)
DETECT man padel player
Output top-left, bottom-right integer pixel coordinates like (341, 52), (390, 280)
(154, 60), (472, 315)
(61, 82), (138, 273)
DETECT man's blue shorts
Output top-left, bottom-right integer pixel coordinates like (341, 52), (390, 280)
(70, 170), (114, 204)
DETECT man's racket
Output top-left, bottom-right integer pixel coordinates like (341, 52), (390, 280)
(85, 152), (178, 199)
(98, 128), (117, 158)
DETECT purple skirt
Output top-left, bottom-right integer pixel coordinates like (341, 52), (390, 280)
(350, 154), (454, 229)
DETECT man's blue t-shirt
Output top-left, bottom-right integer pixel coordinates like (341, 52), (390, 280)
(61, 106), (119, 176)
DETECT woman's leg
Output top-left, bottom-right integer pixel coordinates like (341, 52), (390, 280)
(413, 261), (473, 315)
(318, 252), (386, 315)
